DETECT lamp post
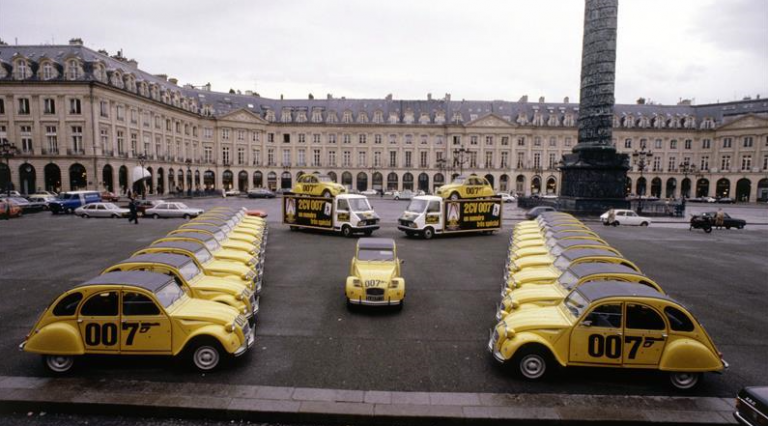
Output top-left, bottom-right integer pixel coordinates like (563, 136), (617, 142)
(137, 153), (148, 200)
(1, 138), (19, 197)
(185, 159), (192, 197)
(632, 146), (654, 213)
(678, 159), (697, 199)
(452, 145), (473, 175)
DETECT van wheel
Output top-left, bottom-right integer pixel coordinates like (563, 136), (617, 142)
(322, 190), (332, 198)
(513, 345), (551, 380)
(640, 222), (649, 227)
(187, 338), (224, 372)
(449, 192), (460, 201)
(341, 225), (353, 238)
(289, 226), (298, 231)
(152, 214), (160, 219)
(669, 372), (701, 390)
(43, 355), (75, 374)
(423, 227), (434, 240)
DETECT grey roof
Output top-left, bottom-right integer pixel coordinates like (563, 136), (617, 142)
(358, 238), (395, 250)
(151, 240), (206, 253)
(190, 219), (230, 227)
(548, 230), (597, 239)
(79, 271), (173, 292)
(556, 239), (608, 248)
(116, 253), (193, 269)
(166, 232), (216, 242)
(577, 281), (669, 303)
(3, 43), (767, 125)
(568, 262), (642, 278)
(560, 249), (623, 261)
(181, 224), (225, 234)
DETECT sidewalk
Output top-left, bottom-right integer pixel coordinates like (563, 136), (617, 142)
(0, 375), (736, 425)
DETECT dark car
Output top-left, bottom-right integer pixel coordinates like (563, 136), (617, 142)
(690, 211), (746, 233)
(135, 199), (164, 216)
(717, 197), (736, 204)
(735, 386), (768, 426)
(247, 188), (276, 199)
(525, 206), (557, 220)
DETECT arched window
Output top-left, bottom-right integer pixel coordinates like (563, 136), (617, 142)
(403, 173), (414, 190)
(434, 173), (445, 192)
(102, 165), (114, 192)
(546, 177), (557, 195)
(531, 176), (541, 194)
(484, 174), (494, 189)
(636, 177), (647, 196)
(372, 172), (383, 191)
(238, 171), (248, 192)
(387, 173), (399, 191)
(665, 178), (677, 198)
(204, 170), (215, 191)
(341, 172), (353, 188)
(716, 178), (730, 198)
(327, 171), (337, 182)
(223, 170), (234, 190)
(735, 178), (750, 202)
(280, 171), (292, 189)
(253, 171), (263, 188)
(267, 172), (277, 190)
(515, 175), (525, 195)
(356, 172), (368, 191)
(651, 178), (662, 198)
(69, 163), (87, 191)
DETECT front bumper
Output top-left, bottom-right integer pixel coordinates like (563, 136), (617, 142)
(487, 329), (506, 363)
(234, 322), (256, 357)
(348, 296), (403, 306)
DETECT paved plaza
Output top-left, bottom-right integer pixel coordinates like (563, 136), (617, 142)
(0, 197), (766, 404)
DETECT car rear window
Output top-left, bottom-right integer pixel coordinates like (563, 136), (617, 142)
(53, 292), (83, 316)
(665, 306), (695, 332)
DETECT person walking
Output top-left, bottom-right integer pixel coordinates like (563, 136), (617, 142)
(128, 198), (139, 224)
(715, 208), (724, 229)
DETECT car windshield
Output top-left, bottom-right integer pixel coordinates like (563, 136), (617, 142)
(358, 248), (395, 261)
(349, 198), (371, 212)
(178, 260), (201, 281)
(154, 280), (185, 308)
(558, 269), (580, 290)
(563, 290), (589, 318)
(317, 175), (331, 182)
(177, 203), (189, 209)
(194, 247), (212, 264)
(405, 199), (429, 213)
(451, 176), (466, 185)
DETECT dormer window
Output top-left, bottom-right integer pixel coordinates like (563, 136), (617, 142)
(265, 110), (276, 122)
(532, 111), (544, 126)
(403, 109), (414, 124)
(452, 112), (463, 123)
(547, 114), (559, 127)
(342, 110), (353, 123)
(563, 113), (575, 127)
(358, 111), (369, 124)
(110, 71), (124, 88)
(311, 108), (323, 123)
(418, 113), (430, 124)
(281, 108), (293, 122)
(14, 59), (29, 80)
(327, 111), (338, 124)
(434, 111), (446, 124)
(516, 112), (529, 126)
(388, 112), (399, 124)
(66, 60), (80, 80)
(296, 110), (308, 123)
(42, 62), (54, 80)
(93, 64), (106, 83)
(373, 110), (384, 124)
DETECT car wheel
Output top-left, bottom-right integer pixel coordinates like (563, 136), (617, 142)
(111, 214), (119, 218)
(396, 299), (404, 311)
(704, 226), (712, 233)
(322, 190), (332, 198)
(152, 214), (160, 219)
(341, 225), (353, 238)
(423, 227), (434, 240)
(43, 355), (75, 374)
(449, 192), (460, 201)
(394, 196), (399, 200)
(363, 230), (373, 236)
(725, 225), (731, 230)
(612, 221), (620, 227)
(188, 339), (223, 372)
(82, 214), (89, 219)
(640, 222), (649, 227)
(738, 224), (745, 229)
(183, 214), (191, 219)
(514, 345), (551, 380)
(669, 372), (701, 390)
(602, 221), (610, 226)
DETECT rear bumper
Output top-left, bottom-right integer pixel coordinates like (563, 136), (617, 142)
(348, 297), (403, 306)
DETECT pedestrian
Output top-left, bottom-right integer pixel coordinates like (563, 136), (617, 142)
(607, 208), (616, 225)
(715, 208), (724, 229)
(128, 198), (139, 224)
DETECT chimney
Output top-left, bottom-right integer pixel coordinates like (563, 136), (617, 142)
(444, 93), (451, 102)
(385, 94), (393, 101)
(246, 90), (253, 96)
(127, 59), (138, 68)
(677, 98), (692, 105)
(97, 49), (109, 56)
(327, 93), (333, 99)
(168, 77), (178, 85)
(154, 74), (168, 81)
(204, 82), (211, 91)
(427, 93), (432, 101)
(539, 96), (545, 103)
(564, 96), (570, 103)
(519, 95), (528, 103)
(69, 38), (84, 46)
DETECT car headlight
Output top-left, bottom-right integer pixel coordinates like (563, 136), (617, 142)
(410, 223), (418, 228)
(504, 323), (515, 339)
(353, 278), (361, 287)
(388, 280), (398, 288)
(226, 323), (236, 333)
(357, 221), (364, 226)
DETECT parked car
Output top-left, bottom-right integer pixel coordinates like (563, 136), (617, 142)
(49, 191), (102, 214)
(0, 199), (23, 218)
(247, 188), (276, 198)
(245, 209), (268, 218)
(360, 189), (378, 196)
(225, 189), (241, 196)
(4, 190), (22, 197)
(345, 238), (405, 309)
(145, 202), (204, 219)
(134, 199), (164, 216)
(31, 191), (57, 197)
(600, 209), (652, 226)
(690, 211), (746, 232)
(393, 190), (415, 200)
(735, 386), (768, 426)
(436, 175), (495, 200)
(525, 206), (557, 220)
(100, 191), (120, 202)
(717, 197), (736, 204)
(75, 202), (130, 218)
(2, 196), (38, 212)
(27, 194), (56, 210)
(498, 193), (516, 203)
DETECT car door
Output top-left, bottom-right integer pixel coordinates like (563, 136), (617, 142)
(625, 211), (640, 226)
(120, 291), (173, 353)
(569, 302), (623, 365)
(168, 203), (181, 217)
(336, 198), (350, 224)
(77, 290), (120, 353)
(95, 204), (108, 217)
(425, 200), (441, 226)
(622, 303), (667, 366)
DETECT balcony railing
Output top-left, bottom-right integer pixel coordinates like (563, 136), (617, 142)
(67, 148), (85, 155)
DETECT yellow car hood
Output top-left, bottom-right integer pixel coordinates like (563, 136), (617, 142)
(223, 240), (255, 254)
(195, 274), (248, 293)
(502, 305), (571, 333)
(513, 254), (555, 271)
(207, 259), (250, 278)
(214, 249), (251, 264)
(505, 284), (565, 306)
(353, 262), (397, 285)
(436, 183), (461, 194)
(171, 297), (239, 325)
(511, 246), (549, 260)
(511, 266), (560, 286)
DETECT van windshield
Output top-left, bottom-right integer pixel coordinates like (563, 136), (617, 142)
(406, 199), (428, 213)
(349, 198), (371, 212)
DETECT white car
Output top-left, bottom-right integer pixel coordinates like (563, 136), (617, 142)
(393, 190), (415, 200)
(225, 189), (241, 196)
(145, 202), (204, 219)
(600, 209), (652, 226)
(498, 193), (516, 203)
(75, 202), (129, 218)
(360, 189), (378, 196)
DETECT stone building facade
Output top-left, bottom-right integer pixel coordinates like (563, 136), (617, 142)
(1, 40), (767, 201)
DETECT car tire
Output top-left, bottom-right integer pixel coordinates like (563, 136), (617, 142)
(449, 192), (460, 201)
(111, 214), (119, 218)
(187, 338), (224, 372)
(738, 224), (745, 229)
(669, 372), (701, 390)
(514, 345), (551, 380)
(43, 354), (75, 374)
(602, 221), (610, 226)
(341, 225), (353, 238)
(396, 300), (404, 311)
(704, 226), (712, 233)
(725, 225), (731, 230)
(394, 196), (399, 200)
(612, 221), (620, 227)
(640, 222), (649, 227)
(322, 190), (332, 198)
(183, 214), (191, 219)
(363, 230), (373, 236)
(423, 227), (434, 240)
(152, 214), (160, 219)
(82, 214), (89, 219)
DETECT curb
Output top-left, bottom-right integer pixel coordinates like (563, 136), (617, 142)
(0, 376), (737, 425)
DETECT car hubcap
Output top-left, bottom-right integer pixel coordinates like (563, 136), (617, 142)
(520, 354), (545, 379)
(671, 373), (698, 389)
(46, 355), (74, 372)
(194, 346), (220, 370)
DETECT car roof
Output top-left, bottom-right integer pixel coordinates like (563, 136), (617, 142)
(116, 253), (193, 269)
(78, 271), (174, 292)
(560, 249), (623, 261)
(190, 219), (229, 226)
(168, 232), (215, 242)
(182, 224), (222, 233)
(151, 240), (204, 252)
(577, 280), (671, 303)
(548, 230), (596, 238)
(556, 239), (607, 248)
(568, 262), (642, 278)
(358, 238), (395, 250)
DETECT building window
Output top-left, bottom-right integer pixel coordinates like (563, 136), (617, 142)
(375, 134), (382, 144)
(20, 125), (33, 153)
(700, 156), (709, 171)
(549, 153), (556, 169)
(534, 137), (541, 147)
(100, 129), (109, 154)
(668, 156), (676, 172)
(486, 136), (493, 146)
(500, 152), (509, 168)
(723, 138), (732, 148)
(100, 101), (109, 118)
(116, 105), (124, 121)
(405, 151), (413, 168)
(117, 131), (125, 155)
(221, 129), (230, 140)
(374, 151), (382, 167)
(222, 146), (231, 165)
(470, 136), (478, 145)
(359, 134), (366, 144)
(420, 151), (428, 168)
(743, 136), (754, 148)
(43, 98), (56, 115)
(653, 139), (661, 149)
(485, 151), (494, 168)
(652, 157), (661, 172)
(405, 134), (413, 145)
(421, 135), (428, 145)
(624, 138), (632, 149)
(18, 98), (30, 115)
(204, 146), (213, 163)
(130, 109), (138, 124)
(684, 139), (692, 150)
(313, 149), (321, 167)
(0, 98), (5, 115)
(46, 126), (58, 154)
(342, 150), (351, 167)
(329, 134), (337, 144)
(267, 148), (275, 166)
(71, 126), (83, 153)
(763, 155), (768, 170)
(702, 139), (711, 149)
(565, 137), (572, 147)
(298, 133), (306, 143)
(670, 140), (677, 150)
(343, 134), (351, 144)
(297, 149), (306, 166)
(741, 155), (752, 171)
(533, 152), (541, 169)
(42, 62), (54, 80)
(328, 150), (336, 167)
(549, 137), (557, 147)
(203, 128), (213, 139)
(517, 152), (525, 168)
(130, 133), (138, 156)
(501, 136), (509, 146)
(358, 151), (366, 167)
(313, 134), (321, 144)
(469, 152), (477, 168)
(721, 155), (731, 171)
(237, 147), (245, 165)
(390, 134), (398, 145)
(236, 130), (245, 141)
(267, 133), (275, 143)
(452, 135), (461, 146)
(517, 137), (525, 146)
(389, 151), (397, 167)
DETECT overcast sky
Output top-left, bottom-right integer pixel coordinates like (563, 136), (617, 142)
(1, 0), (766, 105)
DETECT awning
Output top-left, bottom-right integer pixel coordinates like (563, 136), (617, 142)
(131, 166), (152, 183)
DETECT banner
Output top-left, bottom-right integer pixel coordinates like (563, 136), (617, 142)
(443, 198), (502, 232)
(283, 195), (334, 229)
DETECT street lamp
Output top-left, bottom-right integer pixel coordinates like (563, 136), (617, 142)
(632, 146), (654, 213)
(678, 159), (697, 199)
(137, 153), (148, 200)
(452, 145), (473, 175)
(1, 138), (19, 197)
(185, 159), (192, 197)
